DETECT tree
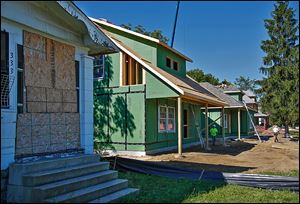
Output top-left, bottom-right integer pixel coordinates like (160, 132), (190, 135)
(187, 69), (220, 85)
(257, 1), (299, 136)
(220, 79), (232, 86)
(120, 23), (169, 44)
(234, 76), (257, 91)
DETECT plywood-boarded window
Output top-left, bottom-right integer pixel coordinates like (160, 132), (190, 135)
(122, 52), (143, 86)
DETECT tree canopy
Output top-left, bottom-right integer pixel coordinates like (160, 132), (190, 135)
(187, 69), (220, 85)
(120, 23), (169, 44)
(257, 1), (299, 132)
(234, 76), (257, 91)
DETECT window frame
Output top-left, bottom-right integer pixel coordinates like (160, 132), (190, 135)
(158, 105), (176, 133)
(1, 30), (10, 109)
(224, 113), (228, 129)
(93, 54), (105, 80)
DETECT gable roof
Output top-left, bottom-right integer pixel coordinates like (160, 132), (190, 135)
(98, 27), (227, 107)
(200, 82), (244, 108)
(90, 17), (193, 62)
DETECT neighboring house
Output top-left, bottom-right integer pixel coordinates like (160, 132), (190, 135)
(199, 83), (257, 139)
(243, 90), (258, 112)
(91, 17), (228, 156)
(1, 1), (138, 203)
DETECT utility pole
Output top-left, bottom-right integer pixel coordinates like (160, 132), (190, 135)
(171, 1), (180, 48)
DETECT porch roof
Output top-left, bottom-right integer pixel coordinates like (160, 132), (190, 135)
(97, 27), (227, 107)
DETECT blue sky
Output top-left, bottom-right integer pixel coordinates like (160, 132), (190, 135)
(75, 1), (299, 82)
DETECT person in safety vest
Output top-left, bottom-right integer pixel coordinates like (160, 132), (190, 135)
(210, 124), (218, 146)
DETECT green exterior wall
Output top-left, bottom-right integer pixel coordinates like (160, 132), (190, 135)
(200, 108), (255, 137)
(156, 45), (186, 78)
(93, 23), (204, 153)
(145, 98), (201, 151)
(100, 24), (157, 65)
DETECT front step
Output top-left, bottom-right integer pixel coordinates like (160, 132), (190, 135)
(44, 179), (128, 203)
(23, 162), (110, 186)
(89, 188), (140, 203)
(35, 170), (118, 199)
(9, 154), (100, 185)
(7, 154), (139, 203)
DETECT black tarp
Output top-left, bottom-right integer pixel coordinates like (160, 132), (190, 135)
(111, 157), (299, 192)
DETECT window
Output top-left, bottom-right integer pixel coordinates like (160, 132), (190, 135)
(165, 57), (179, 71)
(17, 44), (24, 113)
(183, 109), (188, 138)
(224, 113), (228, 129)
(166, 57), (171, 68)
(93, 55), (105, 80)
(159, 105), (176, 133)
(75, 60), (80, 112)
(173, 61), (178, 71)
(159, 106), (167, 131)
(1, 31), (9, 108)
(122, 52), (143, 86)
(168, 107), (175, 132)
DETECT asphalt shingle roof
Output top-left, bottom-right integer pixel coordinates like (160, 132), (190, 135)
(200, 82), (244, 107)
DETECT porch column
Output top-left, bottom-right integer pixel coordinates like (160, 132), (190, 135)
(238, 108), (241, 140)
(222, 107), (225, 146)
(177, 97), (182, 156)
(80, 54), (94, 154)
(205, 103), (209, 149)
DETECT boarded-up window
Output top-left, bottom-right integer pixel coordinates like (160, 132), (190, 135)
(1, 31), (9, 108)
(122, 52), (143, 85)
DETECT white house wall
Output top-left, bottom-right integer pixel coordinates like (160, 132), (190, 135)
(1, 2), (95, 169)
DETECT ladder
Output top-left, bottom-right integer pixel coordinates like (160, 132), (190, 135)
(242, 100), (262, 142)
(191, 105), (205, 148)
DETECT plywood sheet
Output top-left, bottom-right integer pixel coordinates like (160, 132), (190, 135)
(54, 40), (75, 90)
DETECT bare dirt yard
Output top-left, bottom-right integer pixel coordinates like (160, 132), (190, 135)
(121, 132), (299, 174)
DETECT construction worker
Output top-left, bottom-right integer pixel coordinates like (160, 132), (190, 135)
(273, 125), (280, 143)
(210, 124), (218, 146)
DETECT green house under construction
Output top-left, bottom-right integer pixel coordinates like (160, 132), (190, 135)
(91, 18), (231, 155)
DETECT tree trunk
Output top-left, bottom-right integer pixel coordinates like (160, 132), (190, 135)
(284, 123), (290, 137)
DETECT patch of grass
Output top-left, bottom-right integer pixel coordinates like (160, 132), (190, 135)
(255, 170), (299, 177)
(119, 171), (299, 203)
(184, 184), (299, 203)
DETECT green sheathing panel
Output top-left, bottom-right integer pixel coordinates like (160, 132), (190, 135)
(157, 45), (186, 78)
(104, 53), (121, 87)
(145, 71), (179, 99)
(100, 24), (157, 65)
(94, 84), (146, 152)
(145, 99), (201, 152)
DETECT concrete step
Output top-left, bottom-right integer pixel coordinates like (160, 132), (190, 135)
(89, 188), (140, 203)
(9, 154), (100, 185)
(23, 162), (110, 186)
(35, 170), (119, 200)
(44, 179), (129, 203)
